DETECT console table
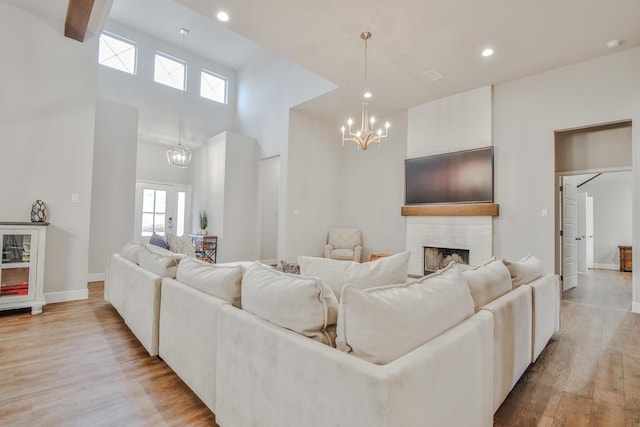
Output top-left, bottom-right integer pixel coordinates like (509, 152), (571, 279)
(190, 235), (217, 263)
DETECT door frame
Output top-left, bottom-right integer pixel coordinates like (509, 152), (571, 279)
(134, 180), (193, 241)
(555, 166), (631, 289)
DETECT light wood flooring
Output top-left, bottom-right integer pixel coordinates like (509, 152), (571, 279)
(495, 269), (640, 426)
(0, 283), (218, 426)
(0, 269), (638, 426)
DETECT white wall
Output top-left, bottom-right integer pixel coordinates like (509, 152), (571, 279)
(285, 110), (343, 259)
(340, 110), (408, 261)
(98, 20), (236, 147)
(581, 176), (633, 268)
(89, 100), (138, 278)
(136, 141), (191, 185)
(492, 47), (640, 311)
(204, 131), (259, 262)
(234, 51), (337, 260)
(0, 3), (98, 301)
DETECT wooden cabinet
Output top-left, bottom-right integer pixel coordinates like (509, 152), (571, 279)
(0, 222), (47, 314)
(619, 246), (632, 272)
(190, 234), (218, 263)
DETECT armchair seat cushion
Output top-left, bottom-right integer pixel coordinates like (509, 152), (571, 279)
(329, 248), (357, 260)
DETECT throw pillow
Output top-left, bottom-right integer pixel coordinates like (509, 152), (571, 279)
(150, 233), (169, 250)
(138, 243), (182, 278)
(241, 261), (339, 346)
(503, 254), (544, 288)
(166, 234), (196, 258)
(461, 258), (512, 311)
(274, 260), (300, 275)
(176, 257), (244, 307)
(336, 262), (475, 365)
(120, 241), (141, 264)
(298, 251), (410, 298)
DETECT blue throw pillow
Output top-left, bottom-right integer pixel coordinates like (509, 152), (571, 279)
(150, 233), (169, 250)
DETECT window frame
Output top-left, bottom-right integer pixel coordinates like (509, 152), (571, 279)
(200, 69), (228, 104)
(153, 51), (187, 91)
(98, 31), (138, 75)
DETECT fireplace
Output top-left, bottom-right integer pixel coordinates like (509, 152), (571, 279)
(424, 246), (470, 275)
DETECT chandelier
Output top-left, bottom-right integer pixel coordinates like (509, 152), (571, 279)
(167, 28), (193, 168)
(341, 32), (390, 150)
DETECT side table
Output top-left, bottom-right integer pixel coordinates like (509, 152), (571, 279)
(190, 235), (218, 263)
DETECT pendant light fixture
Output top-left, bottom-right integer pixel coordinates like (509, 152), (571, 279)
(341, 32), (390, 150)
(167, 28), (193, 168)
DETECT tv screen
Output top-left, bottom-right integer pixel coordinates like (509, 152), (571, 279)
(405, 147), (494, 205)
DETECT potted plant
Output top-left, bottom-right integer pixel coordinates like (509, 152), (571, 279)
(199, 211), (208, 235)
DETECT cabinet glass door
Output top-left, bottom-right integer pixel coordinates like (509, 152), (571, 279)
(1, 232), (35, 301)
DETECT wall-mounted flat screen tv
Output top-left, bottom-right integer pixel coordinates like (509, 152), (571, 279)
(405, 146), (494, 205)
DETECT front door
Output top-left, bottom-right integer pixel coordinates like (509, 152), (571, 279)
(134, 182), (192, 241)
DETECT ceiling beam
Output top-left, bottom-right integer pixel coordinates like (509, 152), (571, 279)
(65, 0), (96, 42)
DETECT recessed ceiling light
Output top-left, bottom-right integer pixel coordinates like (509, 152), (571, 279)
(216, 11), (229, 22)
(606, 39), (622, 49)
(482, 48), (494, 57)
(364, 91), (372, 99)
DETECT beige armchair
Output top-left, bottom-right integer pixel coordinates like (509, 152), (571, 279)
(324, 228), (363, 262)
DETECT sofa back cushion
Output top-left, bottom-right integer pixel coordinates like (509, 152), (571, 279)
(336, 263), (474, 365)
(503, 254), (544, 288)
(138, 243), (182, 278)
(241, 262), (339, 346)
(166, 234), (196, 257)
(120, 241), (141, 264)
(461, 258), (513, 311)
(298, 251), (410, 298)
(176, 257), (244, 307)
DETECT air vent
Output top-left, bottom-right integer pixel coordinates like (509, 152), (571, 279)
(421, 69), (442, 81)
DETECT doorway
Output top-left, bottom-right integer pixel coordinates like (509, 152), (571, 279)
(555, 120), (633, 294)
(134, 181), (192, 241)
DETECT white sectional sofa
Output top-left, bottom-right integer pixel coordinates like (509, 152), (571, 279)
(104, 243), (560, 426)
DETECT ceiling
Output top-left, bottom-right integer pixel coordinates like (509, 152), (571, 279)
(4, 0), (640, 124)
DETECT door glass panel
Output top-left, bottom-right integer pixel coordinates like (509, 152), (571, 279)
(155, 191), (166, 213)
(141, 213), (154, 236)
(154, 214), (165, 235)
(1, 267), (29, 297)
(2, 234), (30, 264)
(177, 192), (185, 237)
(142, 189), (155, 212)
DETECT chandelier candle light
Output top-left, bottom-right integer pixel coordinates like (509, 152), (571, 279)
(167, 28), (193, 168)
(341, 31), (390, 150)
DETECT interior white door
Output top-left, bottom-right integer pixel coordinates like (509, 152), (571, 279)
(258, 156), (280, 263)
(577, 192), (587, 273)
(562, 178), (578, 290)
(586, 196), (594, 269)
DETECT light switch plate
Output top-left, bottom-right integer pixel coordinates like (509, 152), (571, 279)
(71, 193), (80, 204)
(541, 208), (549, 217)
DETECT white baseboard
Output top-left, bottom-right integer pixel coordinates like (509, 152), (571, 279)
(633, 301), (640, 314)
(45, 289), (89, 304)
(593, 263), (618, 271)
(88, 273), (105, 282)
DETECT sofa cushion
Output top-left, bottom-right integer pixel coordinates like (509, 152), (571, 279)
(241, 262), (339, 346)
(150, 232), (170, 250)
(336, 262), (475, 365)
(138, 244), (182, 278)
(166, 233), (196, 258)
(298, 251), (410, 298)
(461, 258), (513, 311)
(503, 254), (544, 288)
(120, 241), (141, 264)
(176, 257), (244, 307)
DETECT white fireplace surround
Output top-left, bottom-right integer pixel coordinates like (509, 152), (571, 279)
(406, 216), (492, 276)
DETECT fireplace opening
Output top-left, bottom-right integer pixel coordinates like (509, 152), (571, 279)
(424, 246), (470, 275)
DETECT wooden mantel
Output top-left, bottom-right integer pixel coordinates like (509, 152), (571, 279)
(401, 203), (499, 217)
